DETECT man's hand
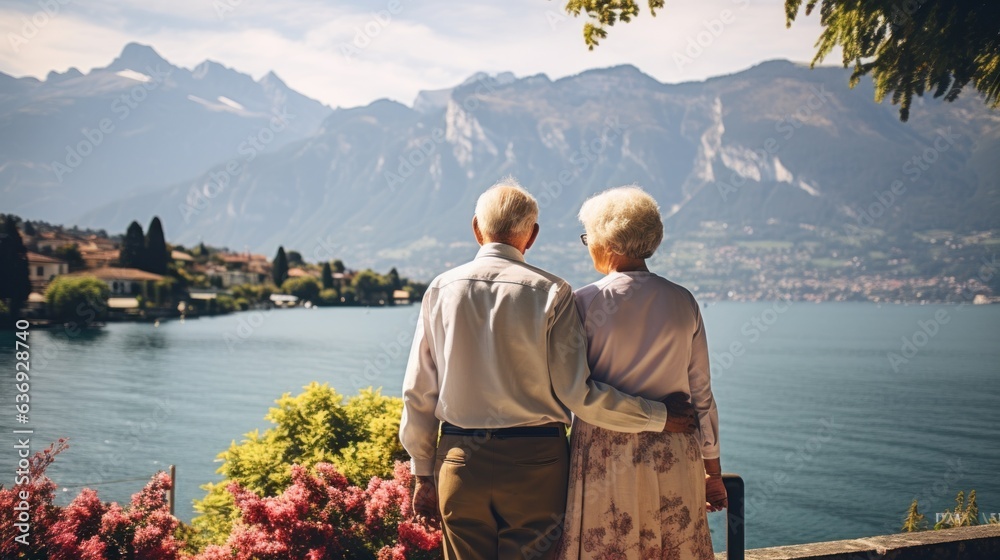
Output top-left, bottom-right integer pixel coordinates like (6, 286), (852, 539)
(706, 474), (728, 512)
(412, 475), (440, 526)
(662, 392), (697, 434)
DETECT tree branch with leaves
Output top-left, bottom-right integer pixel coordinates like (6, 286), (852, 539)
(560, 0), (1000, 121)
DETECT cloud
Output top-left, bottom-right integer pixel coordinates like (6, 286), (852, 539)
(1, 0), (839, 108)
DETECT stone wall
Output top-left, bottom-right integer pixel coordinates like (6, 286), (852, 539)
(716, 524), (1000, 560)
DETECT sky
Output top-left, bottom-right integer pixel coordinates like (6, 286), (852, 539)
(0, 0), (839, 109)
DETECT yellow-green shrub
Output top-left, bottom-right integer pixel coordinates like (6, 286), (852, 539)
(191, 383), (407, 547)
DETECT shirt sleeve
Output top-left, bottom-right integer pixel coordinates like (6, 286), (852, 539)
(548, 282), (668, 432)
(399, 296), (440, 476)
(689, 300), (721, 459)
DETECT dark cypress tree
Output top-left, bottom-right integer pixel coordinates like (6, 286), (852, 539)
(144, 216), (169, 275)
(388, 267), (402, 291)
(118, 221), (145, 269)
(22, 221), (36, 236)
(272, 246), (289, 287)
(321, 261), (334, 290)
(0, 216), (32, 320)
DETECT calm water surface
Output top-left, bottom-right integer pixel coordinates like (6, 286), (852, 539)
(1, 303), (998, 551)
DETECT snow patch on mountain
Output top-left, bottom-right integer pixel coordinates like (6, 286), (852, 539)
(217, 96), (245, 110)
(115, 69), (152, 83)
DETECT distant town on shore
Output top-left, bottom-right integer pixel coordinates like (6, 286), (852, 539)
(0, 214), (427, 326)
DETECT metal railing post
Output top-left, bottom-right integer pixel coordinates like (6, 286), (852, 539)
(168, 464), (176, 517)
(723, 473), (745, 560)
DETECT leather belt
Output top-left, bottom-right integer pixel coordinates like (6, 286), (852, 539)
(440, 422), (563, 440)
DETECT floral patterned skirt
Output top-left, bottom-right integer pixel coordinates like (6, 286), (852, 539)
(554, 419), (715, 560)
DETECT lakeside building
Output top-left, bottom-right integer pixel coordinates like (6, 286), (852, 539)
(81, 248), (121, 269)
(26, 251), (68, 291)
(68, 267), (166, 295)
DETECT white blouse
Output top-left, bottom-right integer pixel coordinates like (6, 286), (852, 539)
(574, 271), (720, 459)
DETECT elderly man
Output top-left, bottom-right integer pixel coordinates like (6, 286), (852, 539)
(400, 178), (695, 560)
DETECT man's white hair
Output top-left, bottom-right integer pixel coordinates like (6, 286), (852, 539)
(474, 177), (538, 243)
(578, 185), (663, 259)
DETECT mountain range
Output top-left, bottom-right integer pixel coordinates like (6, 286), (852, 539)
(1, 43), (331, 221)
(3, 43), (998, 283)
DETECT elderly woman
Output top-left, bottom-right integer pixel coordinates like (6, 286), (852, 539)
(556, 186), (725, 560)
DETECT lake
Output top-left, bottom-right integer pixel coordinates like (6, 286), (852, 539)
(1, 303), (998, 552)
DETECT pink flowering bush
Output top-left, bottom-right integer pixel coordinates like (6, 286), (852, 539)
(194, 460), (442, 560)
(0, 439), (65, 559)
(0, 440), (183, 560)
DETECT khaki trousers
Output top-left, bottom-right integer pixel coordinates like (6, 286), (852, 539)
(435, 426), (569, 560)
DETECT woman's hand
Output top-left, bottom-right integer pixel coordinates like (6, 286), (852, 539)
(705, 474), (728, 512)
(704, 457), (727, 512)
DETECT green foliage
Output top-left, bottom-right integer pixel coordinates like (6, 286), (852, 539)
(286, 250), (304, 267)
(786, 0), (1000, 121)
(563, 0), (1000, 121)
(339, 285), (357, 305)
(144, 216), (170, 275)
(562, 0), (664, 49)
(151, 277), (176, 307)
(334, 388), (407, 484)
(191, 384), (407, 547)
(119, 220), (146, 269)
(44, 276), (110, 321)
(901, 498), (927, 532)
(281, 275), (322, 302)
(53, 243), (85, 271)
(214, 294), (237, 313)
(321, 261), (334, 290)
(332, 259), (346, 273)
(388, 267), (402, 291)
(0, 215), (31, 319)
(272, 246), (289, 286)
(317, 288), (340, 306)
(230, 283), (274, 304)
(352, 269), (392, 305)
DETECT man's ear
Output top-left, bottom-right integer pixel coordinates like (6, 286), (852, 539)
(472, 216), (485, 246)
(523, 223), (540, 252)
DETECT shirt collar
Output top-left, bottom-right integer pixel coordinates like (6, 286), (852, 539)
(475, 242), (526, 263)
